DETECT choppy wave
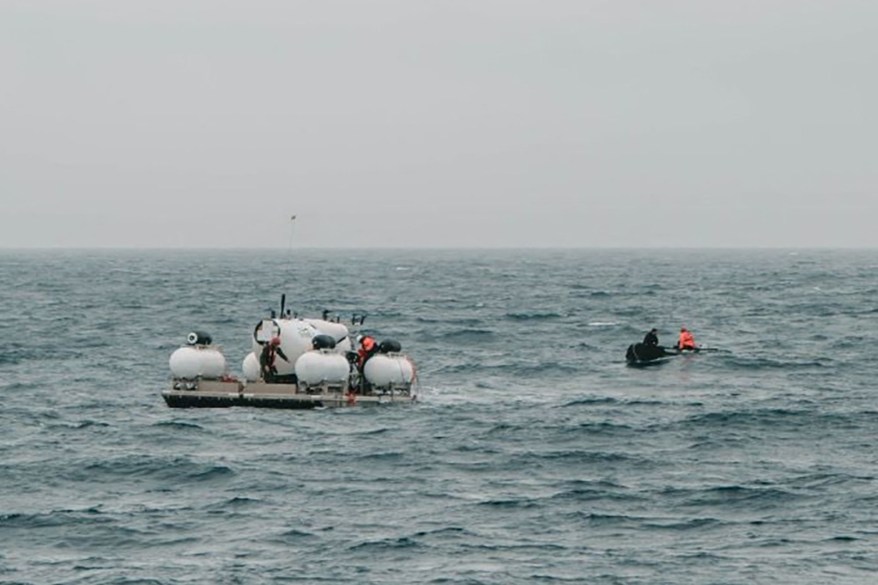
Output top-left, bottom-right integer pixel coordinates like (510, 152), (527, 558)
(1, 249), (876, 584)
(505, 311), (563, 321)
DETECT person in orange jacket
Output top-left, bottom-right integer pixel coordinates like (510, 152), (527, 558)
(677, 327), (697, 350)
(356, 334), (379, 371)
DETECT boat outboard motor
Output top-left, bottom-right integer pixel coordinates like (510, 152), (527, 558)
(312, 334), (337, 350)
(186, 331), (213, 346)
(378, 339), (402, 354)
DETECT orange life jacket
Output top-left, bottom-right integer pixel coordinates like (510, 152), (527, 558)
(678, 330), (696, 349)
(357, 336), (377, 369)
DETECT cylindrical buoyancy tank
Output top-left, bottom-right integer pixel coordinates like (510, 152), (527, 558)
(169, 346), (226, 379)
(242, 351), (260, 382)
(251, 318), (319, 376)
(186, 331), (213, 345)
(378, 339), (402, 353)
(334, 336), (352, 354)
(295, 350), (350, 386)
(311, 334), (336, 350)
(305, 319), (351, 354)
(363, 354), (415, 388)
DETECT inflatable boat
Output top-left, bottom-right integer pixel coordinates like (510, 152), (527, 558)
(625, 343), (679, 366)
(162, 300), (417, 409)
(625, 342), (718, 366)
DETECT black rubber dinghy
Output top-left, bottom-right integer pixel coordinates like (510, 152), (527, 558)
(625, 343), (678, 366)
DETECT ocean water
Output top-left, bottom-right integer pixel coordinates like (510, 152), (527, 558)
(1, 248), (876, 584)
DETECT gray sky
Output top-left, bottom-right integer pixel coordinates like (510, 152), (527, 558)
(2, 0), (876, 248)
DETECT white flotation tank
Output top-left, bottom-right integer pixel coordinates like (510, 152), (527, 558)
(251, 318), (319, 376)
(241, 352), (260, 382)
(295, 350), (351, 387)
(169, 346), (227, 379)
(305, 319), (352, 353)
(363, 354), (415, 388)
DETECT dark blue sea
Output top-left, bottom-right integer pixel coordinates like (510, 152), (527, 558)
(1, 249), (876, 584)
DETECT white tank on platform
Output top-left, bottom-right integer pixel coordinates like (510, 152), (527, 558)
(335, 336), (352, 354)
(295, 350), (351, 386)
(251, 318), (319, 376)
(363, 354), (415, 388)
(169, 346), (227, 379)
(241, 352), (260, 382)
(305, 318), (352, 353)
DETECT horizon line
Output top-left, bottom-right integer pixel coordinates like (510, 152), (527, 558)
(1, 245), (875, 252)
